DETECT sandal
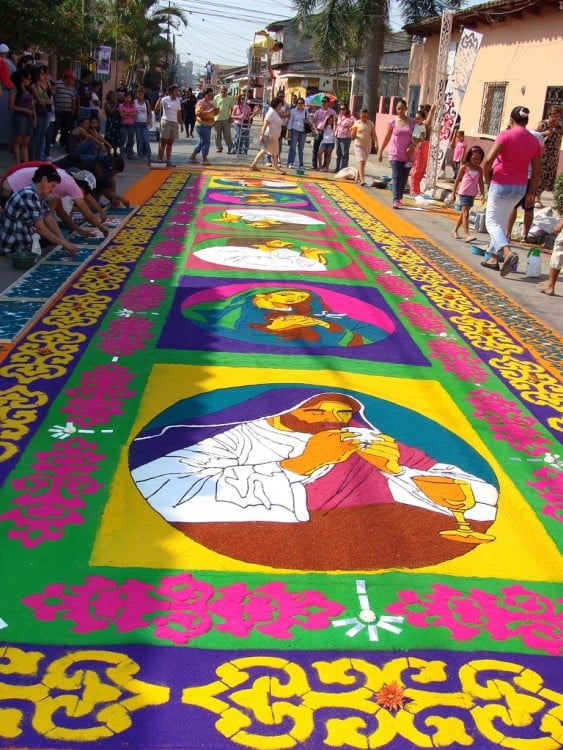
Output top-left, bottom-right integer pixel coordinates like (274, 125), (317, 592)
(481, 261), (500, 271)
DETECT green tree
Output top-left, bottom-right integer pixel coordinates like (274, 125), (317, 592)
(0, 0), (105, 63)
(109, 0), (187, 84)
(294, 0), (466, 117)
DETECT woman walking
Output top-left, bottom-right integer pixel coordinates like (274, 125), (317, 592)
(191, 87), (218, 165)
(249, 98), (286, 174)
(480, 106), (542, 277)
(351, 108), (377, 186)
(378, 98), (414, 208)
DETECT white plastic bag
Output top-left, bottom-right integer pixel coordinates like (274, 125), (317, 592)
(335, 167), (358, 181)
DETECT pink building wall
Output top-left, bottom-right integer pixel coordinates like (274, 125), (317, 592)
(406, 6), (563, 175)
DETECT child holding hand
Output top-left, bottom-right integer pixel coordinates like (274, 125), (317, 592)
(451, 145), (485, 242)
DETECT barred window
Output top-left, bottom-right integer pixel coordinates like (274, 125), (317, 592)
(479, 82), (507, 135)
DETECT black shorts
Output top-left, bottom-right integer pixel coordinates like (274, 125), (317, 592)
(514, 179), (533, 211)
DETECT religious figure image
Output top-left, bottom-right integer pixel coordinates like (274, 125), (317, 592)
(215, 208), (326, 230)
(193, 238), (333, 272)
(130, 388), (498, 568)
(181, 287), (394, 347)
(206, 190), (310, 207)
(211, 177), (300, 191)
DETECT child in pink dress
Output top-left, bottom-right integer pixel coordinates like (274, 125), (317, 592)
(452, 131), (466, 178)
(451, 146), (485, 241)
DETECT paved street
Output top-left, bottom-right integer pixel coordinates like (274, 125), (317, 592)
(1, 130), (561, 336)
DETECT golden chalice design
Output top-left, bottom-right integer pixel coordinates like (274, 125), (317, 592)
(413, 475), (496, 544)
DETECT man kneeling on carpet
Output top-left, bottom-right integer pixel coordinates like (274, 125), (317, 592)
(131, 392), (498, 542)
(0, 165), (77, 257)
(1, 162), (110, 238)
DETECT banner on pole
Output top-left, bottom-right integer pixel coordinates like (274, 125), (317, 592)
(437, 28), (483, 174)
(97, 46), (112, 75)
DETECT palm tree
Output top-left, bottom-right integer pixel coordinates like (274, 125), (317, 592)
(294, 0), (465, 117)
(110, 0), (187, 83)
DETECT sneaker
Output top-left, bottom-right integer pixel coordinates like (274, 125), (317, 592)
(500, 251), (518, 277)
(393, 201), (401, 209)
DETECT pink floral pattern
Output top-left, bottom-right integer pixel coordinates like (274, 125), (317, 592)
(0, 438), (104, 547)
(139, 257), (176, 280)
(61, 364), (136, 427)
(97, 317), (154, 356)
(119, 283), (165, 311)
(360, 255), (393, 272)
(527, 466), (563, 522)
(150, 240), (184, 257)
(377, 275), (415, 297)
(427, 339), (490, 381)
(386, 583), (563, 655)
(467, 390), (553, 455)
(398, 301), (447, 333)
(161, 225), (188, 239)
(23, 573), (345, 645)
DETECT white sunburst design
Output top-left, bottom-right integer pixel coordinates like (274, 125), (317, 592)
(332, 580), (404, 642)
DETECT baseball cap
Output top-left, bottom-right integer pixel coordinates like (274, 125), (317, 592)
(0, 44), (9, 53)
(63, 70), (75, 79)
(75, 170), (96, 191)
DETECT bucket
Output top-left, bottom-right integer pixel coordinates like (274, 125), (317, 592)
(295, 167), (305, 176)
(11, 252), (37, 269)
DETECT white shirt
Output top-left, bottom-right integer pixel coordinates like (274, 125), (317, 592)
(160, 95), (181, 124)
(134, 99), (149, 123)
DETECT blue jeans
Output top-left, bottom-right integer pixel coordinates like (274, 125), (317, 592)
(232, 122), (250, 154)
(135, 122), (151, 158)
(194, 124), (212, 156)
(73, 140), (97, 156)
(390, 160), (411, 202)
(485, 183), (526, 255)
(287, 129), (306, 167)
(30, 113), (48, 160)
(335, 137), (351, 172)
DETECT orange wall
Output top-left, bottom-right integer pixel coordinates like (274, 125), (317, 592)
(407, 7), (563, 173)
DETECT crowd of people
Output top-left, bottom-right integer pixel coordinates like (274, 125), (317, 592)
(0, 36), (561, 293)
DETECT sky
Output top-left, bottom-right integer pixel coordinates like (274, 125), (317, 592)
(173, 0), (486, 76)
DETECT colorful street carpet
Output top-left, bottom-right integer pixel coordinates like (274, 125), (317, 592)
(1, 169), (562, 749)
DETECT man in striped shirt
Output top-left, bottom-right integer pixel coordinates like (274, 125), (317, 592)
(54, 71), (77, 152)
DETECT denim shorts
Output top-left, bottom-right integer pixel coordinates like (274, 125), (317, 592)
(459, 194), (475, 207)
(13, 112), (33, 138)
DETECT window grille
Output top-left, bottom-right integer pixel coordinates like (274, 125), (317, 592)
(479, 82), (507, 135)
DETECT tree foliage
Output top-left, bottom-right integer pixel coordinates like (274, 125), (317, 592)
(0, 0), (186, 78)
(293, 0), (466, 117)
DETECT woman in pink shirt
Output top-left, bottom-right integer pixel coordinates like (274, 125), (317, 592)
(335, 104), (355, 172)
(378, 98), (415, 208)
(118, 92), (137, 159)
(481, 106), (542, 276)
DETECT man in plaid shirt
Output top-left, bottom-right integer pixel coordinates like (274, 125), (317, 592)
(0, 165), (77, 256)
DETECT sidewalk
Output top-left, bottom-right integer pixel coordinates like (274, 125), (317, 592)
(1, 133), (561, 336)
